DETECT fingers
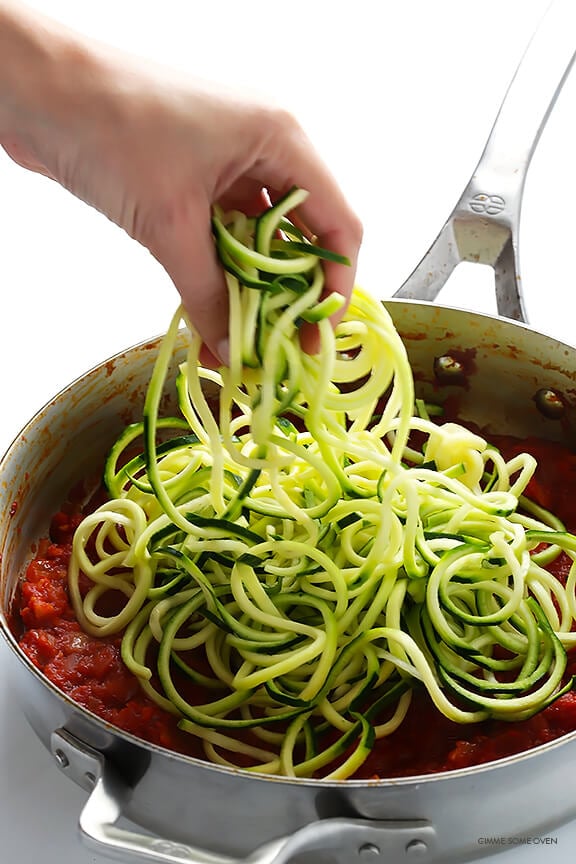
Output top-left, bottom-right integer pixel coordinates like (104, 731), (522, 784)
(259, 112), (364, 316)
(298, 321), (321, 355)
(136, 110), (361, 370)
(217, 178), (270, 217)
(143, 200), (230, 366)
(254, 117), (362, 356)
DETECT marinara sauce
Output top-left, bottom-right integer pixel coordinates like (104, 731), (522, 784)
(12, 435), (576, 778)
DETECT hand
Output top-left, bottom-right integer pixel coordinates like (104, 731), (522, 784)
(0, 3), (362, 365)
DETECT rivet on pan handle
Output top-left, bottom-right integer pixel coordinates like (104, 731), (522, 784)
(51, 729), (438, 864)
(393, 0), (576, 323)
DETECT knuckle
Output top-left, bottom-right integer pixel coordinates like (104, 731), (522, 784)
(261, 104), (303, 145)
(346, 211), (364, 248)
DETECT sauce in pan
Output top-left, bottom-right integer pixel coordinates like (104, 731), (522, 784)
(12, 434), (576, 779)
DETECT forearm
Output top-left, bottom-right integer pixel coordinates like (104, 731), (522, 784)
(0, 2), (361, 359)
(0, 3), (61, 132)
(0, 1), (107, 142)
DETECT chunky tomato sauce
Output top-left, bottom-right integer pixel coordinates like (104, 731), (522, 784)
(12, 435), (576, 778)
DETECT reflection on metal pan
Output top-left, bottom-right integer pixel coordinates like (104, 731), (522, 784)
(2, 1), (576, 862)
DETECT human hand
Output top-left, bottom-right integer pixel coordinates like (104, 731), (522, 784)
(0, 2), (362, 365)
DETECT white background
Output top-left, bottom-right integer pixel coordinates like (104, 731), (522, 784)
(1, 1), (576, 862)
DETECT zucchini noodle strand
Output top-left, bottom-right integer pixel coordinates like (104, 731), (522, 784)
(68, 188), (576, 779)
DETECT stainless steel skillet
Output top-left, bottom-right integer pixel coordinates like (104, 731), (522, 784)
(1, 3), (576, 864)
(394, 0), (576, 323)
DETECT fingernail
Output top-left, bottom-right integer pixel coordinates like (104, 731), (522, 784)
(216, 338), (230, 367)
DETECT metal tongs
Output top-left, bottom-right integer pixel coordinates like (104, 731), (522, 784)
(393, 0), (576, 323)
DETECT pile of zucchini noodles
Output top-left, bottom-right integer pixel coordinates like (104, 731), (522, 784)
(69, 188), (576, 779)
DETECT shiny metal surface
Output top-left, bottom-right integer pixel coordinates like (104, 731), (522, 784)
(2, 305), (576, 864)
(394, 0), (576, 321)
(51, 729), (438, 864)
(1, 4), (576, 862)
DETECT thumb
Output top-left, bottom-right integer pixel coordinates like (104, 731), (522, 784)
(144, 202), (230, 365)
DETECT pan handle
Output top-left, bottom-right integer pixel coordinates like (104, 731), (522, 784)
(393, 0), (576, 322)
(51, 728), (438, 864)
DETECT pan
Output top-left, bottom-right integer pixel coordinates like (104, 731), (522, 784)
(1, 2), (576, 863)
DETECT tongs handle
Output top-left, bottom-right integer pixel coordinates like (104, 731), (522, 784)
(393, 0), (576, 322)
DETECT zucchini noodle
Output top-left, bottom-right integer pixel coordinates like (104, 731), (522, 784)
(69, 187), (576, 778)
